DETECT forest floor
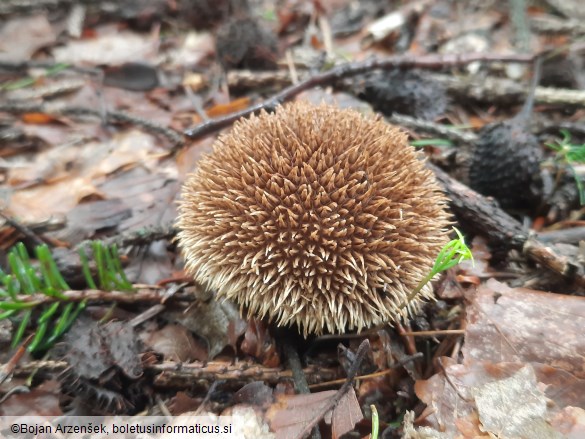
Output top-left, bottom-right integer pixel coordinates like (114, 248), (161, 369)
(0, 0), (584, 438)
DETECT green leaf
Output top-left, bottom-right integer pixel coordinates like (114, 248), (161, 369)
(8, 252), (35, 295)
(0, 309), (17, 320)
(28, 320), (49, 352)
(410, 138), (454, 148)
(38, 302), (60, 324)
(36, 245), (70, 291)
(11, 309), (31, 348)
(78, 247), (97, 289)
(0, 301), (39, 310)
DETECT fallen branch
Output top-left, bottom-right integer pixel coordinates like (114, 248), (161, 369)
(295, 339), (370, 439)
(11, 287), (187, 305)
(149, 362), (340, 387)
(184, 52), (534, 141)
(10, 359), (341, 386)
(432, 73), (585, 107)
(430, 164), (585, 287)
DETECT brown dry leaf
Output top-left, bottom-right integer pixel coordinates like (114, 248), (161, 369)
(21, 113), (60, 124)
(175, 137), (215, 181)
(142, 323), (208, 362)
(415, 359), (585, 437)
(167, 391), (203, 415)
(0, 380), (62, 416)
(205, 97), (252, 118)
(472, 365), (561, 438)
(240, 320), (280, 367)
(51, 198), (131, 244)
(97, 165), (179, 234)
(167, 292), (246, 359)
(464, 279), (585, 378)
(414, 357), (476, 436)
(413, 278), (585, 436)
(266, 388), (363, 439)
(125, 240), (174, 285)
(0, 15), (56, 61)
(550, 407), (585, 438)
(53, 25), (158, 66)
(166, 31), (215, 68)
(8, 179), (102, 223)
(331, 388), (364, 439)
(8, 130), (176, 245)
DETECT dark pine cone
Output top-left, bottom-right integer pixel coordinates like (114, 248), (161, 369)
(469, 120), (544, 211)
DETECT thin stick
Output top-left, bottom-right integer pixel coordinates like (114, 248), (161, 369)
(282, 337), (320, 439)
(0, 210), (45, 247)
(309, 352), (422, 390)
(184, 52), (535, 141)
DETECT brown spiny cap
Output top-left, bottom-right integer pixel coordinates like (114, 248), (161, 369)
(177, 101), (451, 336)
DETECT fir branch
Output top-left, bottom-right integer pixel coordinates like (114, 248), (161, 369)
(0, 241), (134, 352)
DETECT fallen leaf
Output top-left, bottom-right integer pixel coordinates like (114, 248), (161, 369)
(167, 291), (246, 359)
(142, 323), (208, 362)
(53, 26), (157, 65)
(21, 113), (59, 124)
(206, 97), (252, 117)
(0, 380), (62, 416)
(266, 387), (363, 439)
(473, 365), (561, 438)
(464, 279), (585, 378)
(0, 15), (56, 61)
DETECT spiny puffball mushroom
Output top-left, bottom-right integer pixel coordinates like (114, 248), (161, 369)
(177, 101), (451, 336)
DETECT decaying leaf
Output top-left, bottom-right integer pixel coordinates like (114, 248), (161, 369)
(0, 380), (62, 417)
(0, 15), (56, 61)
(266, 388), (363, 439)
(465, 279), (585, 378)
(142, 323), (208, 362)
(57, 317), (145, 414)
(472, 365), (561, 438)
(167, 289), (247, 359)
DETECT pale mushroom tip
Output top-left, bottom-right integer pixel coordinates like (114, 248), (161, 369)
(177, 101), (451, 336)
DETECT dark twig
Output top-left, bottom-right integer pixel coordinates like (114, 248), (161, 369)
(282, 336), (321, 439)
(85, 225), (178, 251)
(282, 338), (311, 394)
(184, 53), (535, 141)
(11, 360), (341, 386)
(295, 339), (371, 439)
(0, 210), (45, 247)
